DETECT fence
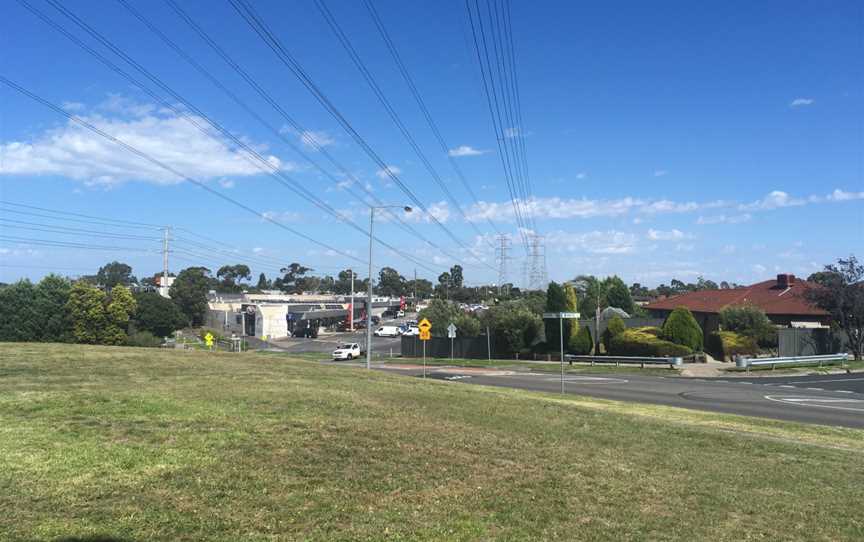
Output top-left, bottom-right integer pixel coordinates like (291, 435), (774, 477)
(778, 328), (850, 357)
(736, 353), (849, 371)
(401, 336), (492, 359)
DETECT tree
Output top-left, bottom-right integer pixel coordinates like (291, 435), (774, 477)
(449, 265), (464, 289)
(133, 291), (186, 337)
(256, 272), (271, 291)
(544, 282), (568, 351)
(481, 303), (542, 356)
(216, 264), (251, 292)
(807, 270), (839, 288)
(602, 315), (627, 353)
(405, 278), (433, 300)
(66, 281), (109, 344)
(169, 267), (212, 326)
(571, 325), (594, 355)
(604, 276), (634, 314)
(0, 280), (40, 341)
(563, 283), (580, 349)
(662, 306), (703, 351)
(103, 285), (137, 345)
(436, 272), (451, 298)
(377, 267), (405, 297)
(275, 263), (311, 293)
(806, 256), (864, 360)
(34, 275), (72, 342)
(417, 299), (480, 337)
(719, 304), (776, 346)
(574, 275), (606, 317)
(96, 261), (136, 290)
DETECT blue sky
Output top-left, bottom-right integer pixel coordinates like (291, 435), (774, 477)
(1, 0), (862, 287)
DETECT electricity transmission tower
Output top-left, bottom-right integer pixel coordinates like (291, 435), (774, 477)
(494, 234), (512, 294)
(527, 234), (548, 291)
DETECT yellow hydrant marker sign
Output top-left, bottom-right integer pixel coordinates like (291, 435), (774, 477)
(204, 332), (214, 349)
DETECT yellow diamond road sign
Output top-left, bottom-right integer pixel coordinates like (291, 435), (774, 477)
(419, 329), (431, 341)
(204, 332), (214, 347)
(418, 318), (432, 331)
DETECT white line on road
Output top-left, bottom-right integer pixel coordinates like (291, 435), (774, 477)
(806, 388), (824, 391)
(765, 395), (864, 413)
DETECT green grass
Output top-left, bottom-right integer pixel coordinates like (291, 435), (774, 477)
(2, 343), (863, 541)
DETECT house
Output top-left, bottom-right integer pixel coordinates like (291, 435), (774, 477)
(644, 274), (828, 333)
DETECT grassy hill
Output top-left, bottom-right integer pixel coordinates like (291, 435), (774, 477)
(1, 343), (863, 541)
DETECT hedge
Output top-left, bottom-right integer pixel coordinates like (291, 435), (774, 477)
(570, 325), (593, 355)
(602, 315), (626, 352)
(705, 331), (758, 361)
(608, 327), (693, 357)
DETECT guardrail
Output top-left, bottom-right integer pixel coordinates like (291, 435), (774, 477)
(565, 355), (684, 369)
(736, 353), (849, 371)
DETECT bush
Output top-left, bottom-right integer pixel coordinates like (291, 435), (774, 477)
(124, 330), (163, 348)
(705, 331), (758, 361)
(719, 304), (777, 348)
(609, 327), (693, 357)
(602, 316), (626, 352)
(570, 325), (594, 355)
(661, 307), (703, 350)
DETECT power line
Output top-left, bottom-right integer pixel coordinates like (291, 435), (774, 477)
(228, 0), (497, 273)
(362, 0), (503, 242)
(122, 0), (458, 270)
(0, 75), (365, 265)
(22, 0), (440, 275)
(315, 0), (496, 250)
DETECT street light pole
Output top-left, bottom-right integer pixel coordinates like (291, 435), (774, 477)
(366, 205), (412, 370)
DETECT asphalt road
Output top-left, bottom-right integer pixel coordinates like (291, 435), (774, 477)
(364, 365), (864, 429)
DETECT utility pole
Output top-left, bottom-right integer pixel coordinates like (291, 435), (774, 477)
(413, 268), (417, 308)
(349, 268), (354, 331)
(161, 226), (171, 296)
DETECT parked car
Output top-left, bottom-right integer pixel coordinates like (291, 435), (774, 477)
(396, 310), (405, 318)
(374, 326), (401, 337)
(332, 343), (361, 360)
(402, 326), (420, 337)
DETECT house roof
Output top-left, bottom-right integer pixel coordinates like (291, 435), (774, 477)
(644, 276), (828, 316)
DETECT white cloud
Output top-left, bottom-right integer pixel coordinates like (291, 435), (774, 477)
(298, 130), (335, 150)
(404, 201), (451, 224)
(262, 210), (303, 223)
(739, 190), (808, 211)
(219, 179), (235, 189)
(653, 169), (668, 177)
(752, 264), (767, 274)
(576, 172), (587, 180)
(790, 98), (814, 107)
(0, 99), (290, 186)
(646, 228), (691, 241)
(448, 145), (487, 157)
(697, 213), (752, 225)
(721, 244), (736, 254)
(503, 127), (520, 138)
(545, 230), (640, 255)
(826, 188), (864, 202)
(675, 243), (695, 252)
(376, 165), (401, 180)
(61, 101), (85, 112)
(252, 247), (264, 254)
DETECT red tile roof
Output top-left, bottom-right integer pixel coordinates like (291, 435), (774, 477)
(644, 277), (828, 316)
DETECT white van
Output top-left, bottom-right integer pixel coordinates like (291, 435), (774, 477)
(374, 326), (401, 337)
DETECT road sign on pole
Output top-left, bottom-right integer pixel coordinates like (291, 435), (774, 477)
(419, 329), (431, 341)
(447, 323), (457, 360)
(204, 332), (214, 350)
(418, 318), (432, 331)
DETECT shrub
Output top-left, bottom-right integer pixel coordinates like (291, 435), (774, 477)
(609, 327), (693, 357)
(570, 325), (594, 355)
(719, 304), (777, 347)
(662, 307), (703, 350)
(124, 330), (163, 348)
(602, 316), (626, 352)
(705, 331), (758, 361)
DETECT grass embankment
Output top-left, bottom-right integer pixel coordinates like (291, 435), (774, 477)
(1, 343), (863, 541)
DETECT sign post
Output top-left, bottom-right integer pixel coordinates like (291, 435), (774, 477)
(543, 312), (580, 394)
(447, 323), (457, 361)
(418, 318), (432, 378)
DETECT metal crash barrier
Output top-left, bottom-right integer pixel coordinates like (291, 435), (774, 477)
(565, 355), (684, 369)
(736, 353), (849, 371)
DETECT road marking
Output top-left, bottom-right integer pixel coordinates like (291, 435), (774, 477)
(806, 388), (824, 391)
(837, 390), (854, 394)
(764, 395), (864, 413)
(779, 385), (795, 388)
(542, 376), (629, 385)
(769, 377), (864, 385)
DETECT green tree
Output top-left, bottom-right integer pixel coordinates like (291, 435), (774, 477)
(719, 304), (776, 346)
(574, 275), (606, 317)
(571, 325), (594, 355)
(481, 303), (542, 356)
(275, 263), (311, 294)
(602, 315), (626, 353)
(662, 306), (703, 351)
(418, 299), (480, 337)
(377, 267), (406, 297)
(543, 282), (569, 352)
(255, 272), (270, 291)
(0, 280), (39, 341)
(449, 265), (464, 289)
(133, 291), (186, 337)
(216, 264), (251, 292)
(66, 281), (108, 344)
(169, 267), (212, 326)
(563, 283), (580, 350)
(436, 272), (451, 298)
(405, 278), (433, 300)
(34, 275), (72, 342)
(95, 261), (136, 290)
(806, 256), (864, 360)
(604, 276), (635, 314)
(103, 285), (137, 345)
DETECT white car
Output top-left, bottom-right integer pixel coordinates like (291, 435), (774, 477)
(396, 310), (405, 318)
(374, 326), (401, 337)
(401, 326), (420, 337)
(332, 343), (361, 360)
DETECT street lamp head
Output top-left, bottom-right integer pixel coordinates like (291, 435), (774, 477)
(403, 206), (413, 213)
